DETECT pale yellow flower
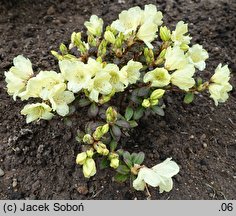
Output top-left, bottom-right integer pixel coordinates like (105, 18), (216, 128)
(59, 60), (91, 93)
(136, 20), (158, 48)
(48, 83), (75, 116)
(171, 64), (196, 91)
(84, 15), (103, 37)
(21, 103), (54, 123)
(210, 63), (231, 85)
(104, 63), (126, 92)
(88, 71), (112, 102)
(164, 46), (188, 71)
(186, 44), (209, 71)
(5, 55), (34, 100)
(133, 158), (179, 192)
(171, 21), (191, 46)
(20, 71), (64, 100)
(120, 60), (143, 85)
(141, 4), (163, 26)
(111, 6), (142, 35)
(143, 67), (171, 87)
(209, 83), (232, 106)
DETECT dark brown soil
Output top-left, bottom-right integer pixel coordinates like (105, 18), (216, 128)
(0, 0), (236, 200)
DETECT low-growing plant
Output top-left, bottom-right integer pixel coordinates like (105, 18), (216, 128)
(4, 4), (232, 195)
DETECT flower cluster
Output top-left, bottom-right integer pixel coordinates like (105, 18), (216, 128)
(4, 4), (233, 196)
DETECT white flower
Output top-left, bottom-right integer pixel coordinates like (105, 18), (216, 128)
(84, 15), (103, 37)
(143, 67), (171, 87)
(133, 158), (179, 192)
(59, 60), (91, 93)
(210, 63), (231, 85)
(111, 6), (142, 35)
(171, 64), (195, 91)
(171, 21), (192, 46)
(21, 103), (54, 123)
(209, 83), (232, 106)
(164, 46), (188, 71)
(121, 60), (143, 85)
(48, 83), (75, 116)
(186, 44), (209, 71)
(5, 55), (34, 100)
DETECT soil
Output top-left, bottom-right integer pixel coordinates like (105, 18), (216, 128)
(0, 0), (236, 200)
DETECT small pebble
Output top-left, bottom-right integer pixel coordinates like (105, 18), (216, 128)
(203, 143), (208, 148)
(0, 168), (5, 177)
(12, 178), (18, 188)
(77, 185), (88, 195)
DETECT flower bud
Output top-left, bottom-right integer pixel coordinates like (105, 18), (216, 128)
(102, 124), (109, 134)
(150, 89), (165, 100)
(104, 30), (116, 44)
(160, 26), (171, 41)
(110, 158), (119, 169)
(142, 99), (151, 108)
(76, 152), (87, 165)
(159, 49), (166, 58)
(95, 141), (109, 155)
(88, 35), (97, 46)
(150, 99), (159, 106)
(180, 43), (189, 51)
(106, 106), (117, 123)
(83, 158), (96, 178)
(59, 43), (68, 55)
(86, 149), (94, 158)
(83, 134), (94, 144)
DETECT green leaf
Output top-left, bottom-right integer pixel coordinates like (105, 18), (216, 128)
(116, 165), (130, 175)
(132, 152), (145, 165)
(184, 92), (194, 104)
(110, 140), (118, 151)
(59, 43), (68, 55)
(78, 98), (91, 107)
(100, 157), (110, 169)
(123, 151), (133, 168)
(152, 106), (165, 116)
(114, 173), (129, 183)
(128, 120), (138, 128)
(88, 102), (99, 117)
(133, 107), (144, 120)
(125, 107), (134, 121)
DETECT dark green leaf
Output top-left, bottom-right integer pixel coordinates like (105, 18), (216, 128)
(123, 151), (131, 161)
(88, 103), (99, 117)
(125, 107), (134, 121)
(115, 120), (130, 128)
(116, 165), (130, 175)
(111, 125), (121, 141)
(133, 107), (144, 120)
(117, 149), (124, 156)
(114, 173), (129, 183)
(100, 157), (109, 169)
(137, 87), (150, 97)
(152, 106), (165, 116)
(78, 98), (91, 107)
(132, 152), (145, 165)
(184, 92), (194, 104)
(110, 140), (118, 151)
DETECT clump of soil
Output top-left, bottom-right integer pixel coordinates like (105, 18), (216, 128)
(0, 0), (235, 200)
